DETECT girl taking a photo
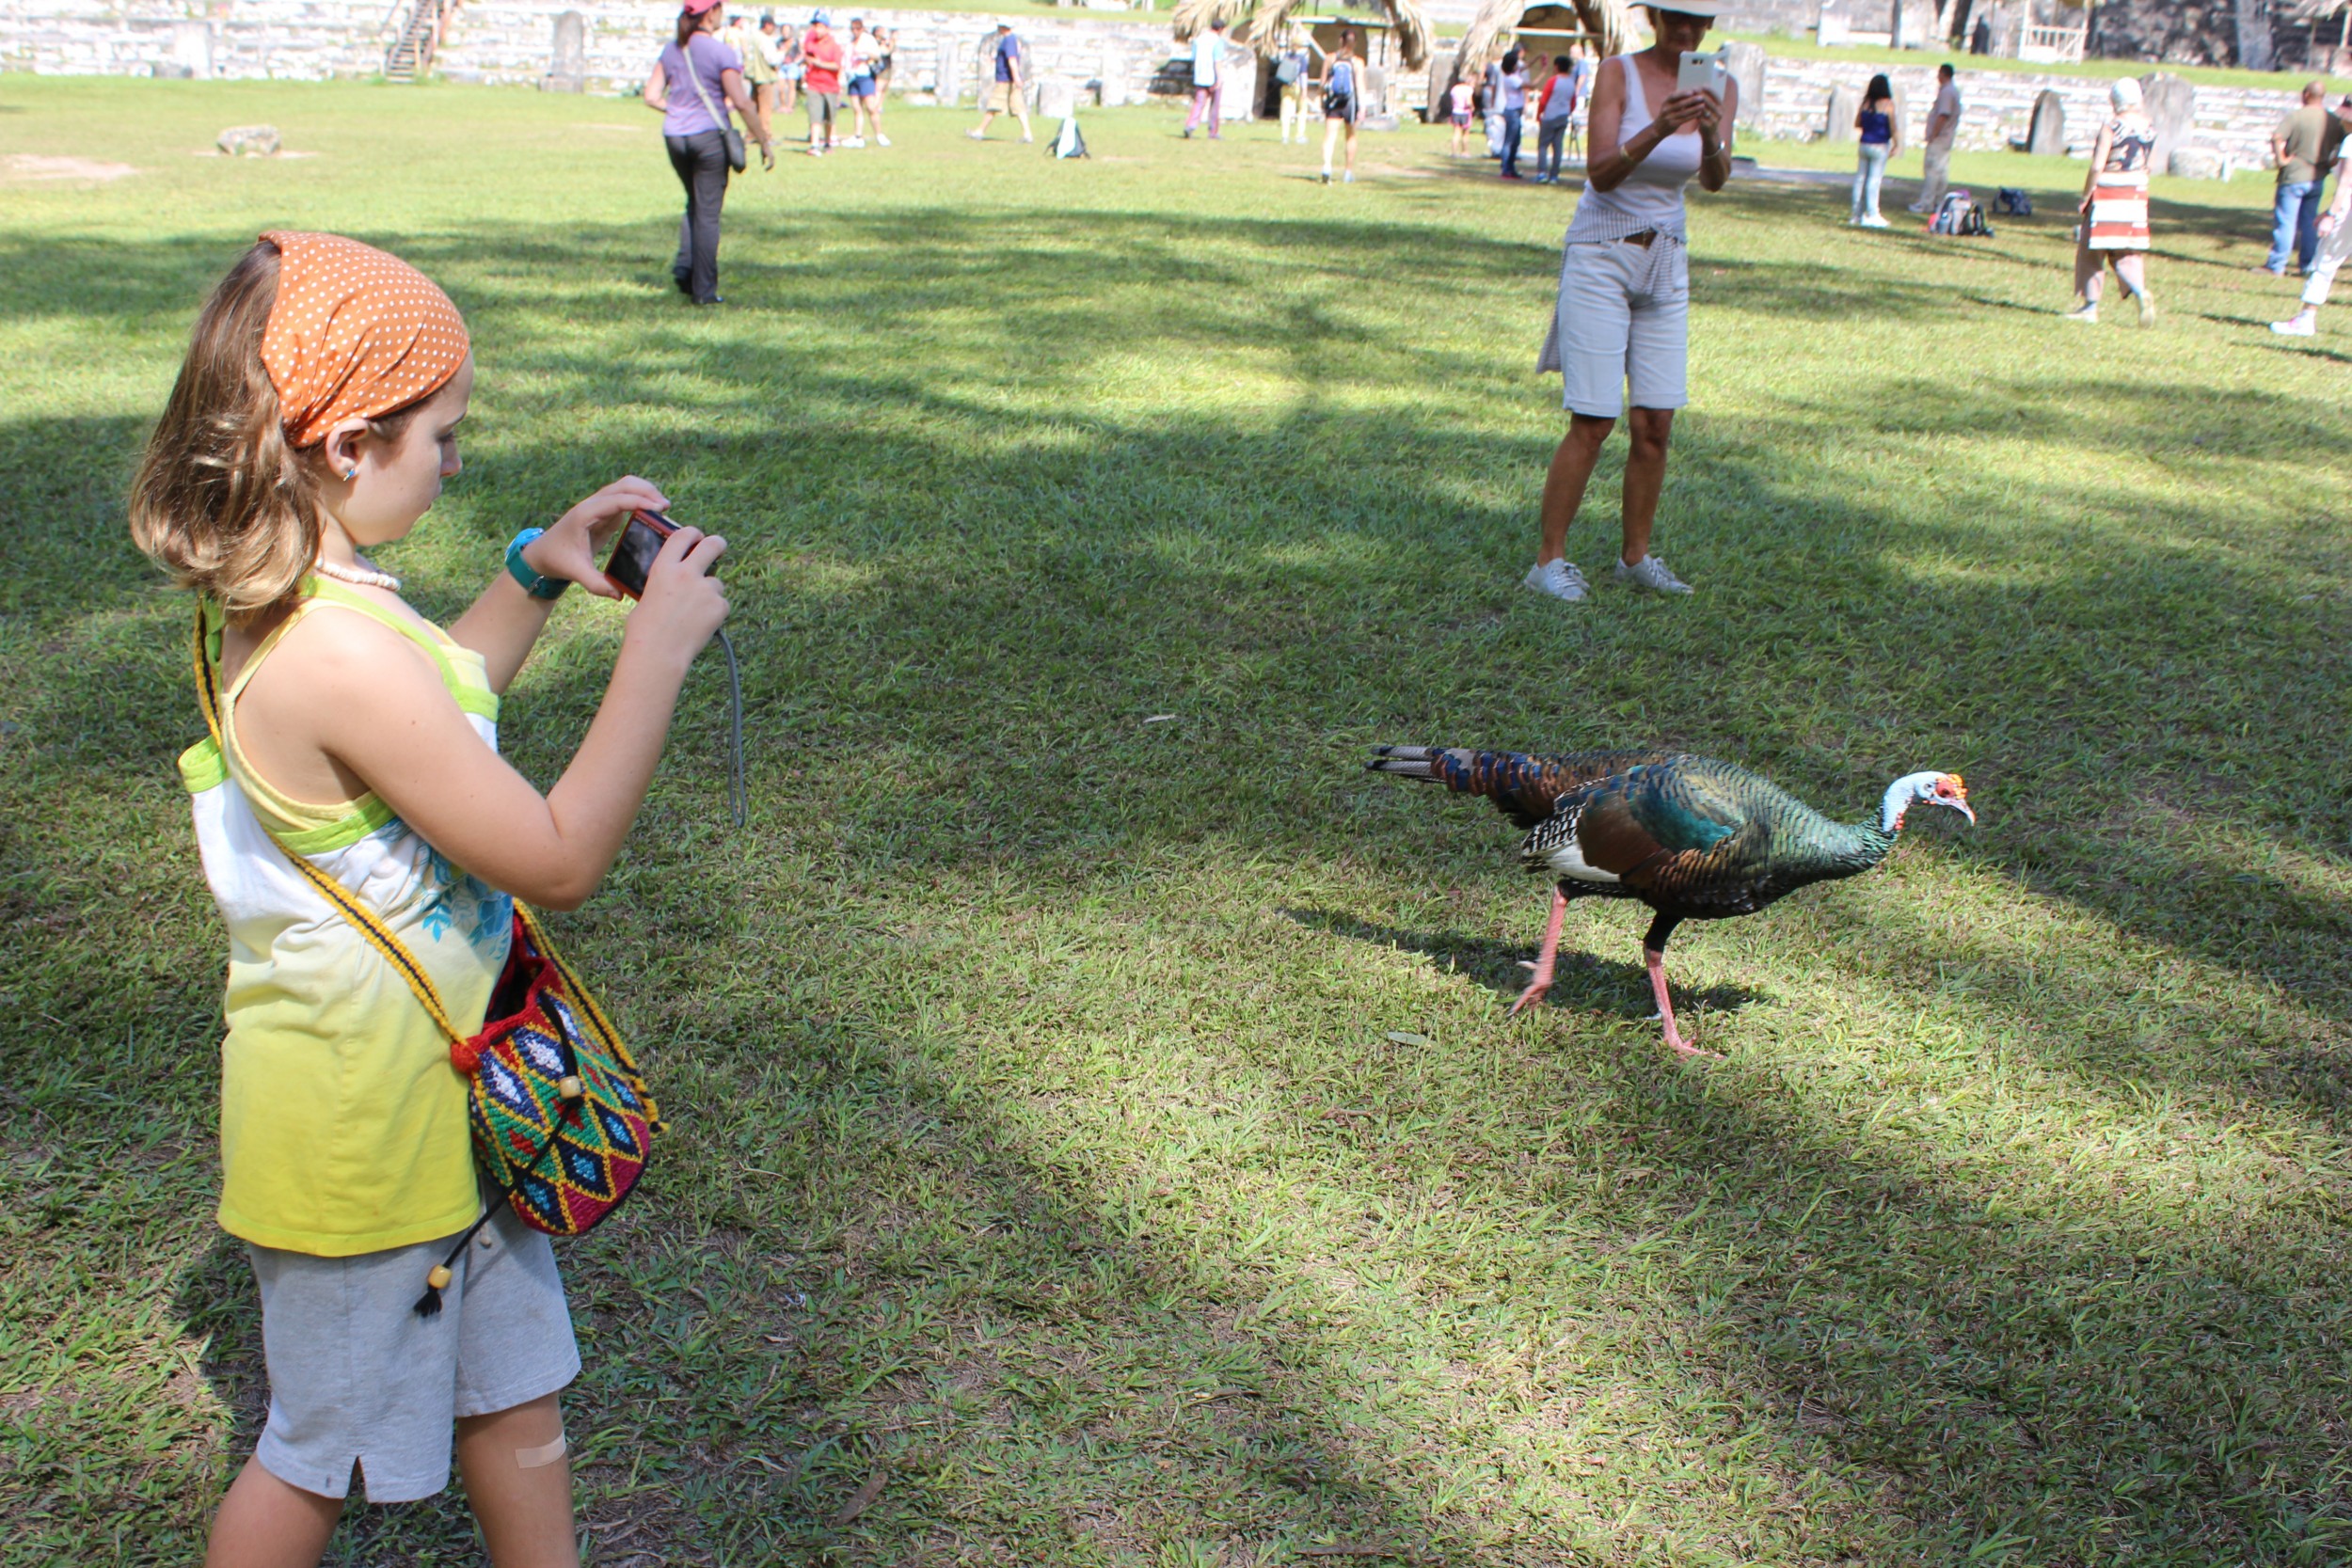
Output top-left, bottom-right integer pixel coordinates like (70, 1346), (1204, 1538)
(132, 231), (729, 1567)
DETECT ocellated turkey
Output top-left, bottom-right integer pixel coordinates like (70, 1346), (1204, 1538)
(1367, 746), (1975, 1057)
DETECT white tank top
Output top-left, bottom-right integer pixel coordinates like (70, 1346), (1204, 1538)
(1564, 54), (1703, 243)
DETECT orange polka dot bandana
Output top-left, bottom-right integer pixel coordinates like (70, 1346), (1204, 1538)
(258, 230), (470, 450)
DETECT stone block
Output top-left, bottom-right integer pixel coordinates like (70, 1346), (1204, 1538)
(2139, 71), (2193, 171)
(2169, 144), (2233, 179)
(2025, 87), (2063, 154)
(170, 19), (214, 79)
(217, 122), (280, 155)
(1722, 38), (1765, 132)
(1036, 73), (1076, 117)
(541, 9), (583, 91)
(1824, 81), (1856, 141)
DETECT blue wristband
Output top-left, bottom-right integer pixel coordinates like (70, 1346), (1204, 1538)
(505, 529), (568, 600)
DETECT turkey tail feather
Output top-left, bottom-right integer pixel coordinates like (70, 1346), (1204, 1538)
(1368, 744), (1678, 830)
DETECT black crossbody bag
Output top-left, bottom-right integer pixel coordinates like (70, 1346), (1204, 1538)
(680, 38), (747, 173)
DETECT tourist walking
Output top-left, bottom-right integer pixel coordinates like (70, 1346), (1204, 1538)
(1525, 0), (1736, 603)
(1448, 73), (1477, 156)
(644, 0), (772, 306)
(723, 9), (776, 143)
(1567, 43), (1593, 158)
(1850, 72), (1898, 227)
(2272, 97), (2352, 337)
(771, 18), (799, 115)
(2265, 81), (2344, 276)
(800, 10), (844, 154)
(2064, 77), (2156, 325)
(1276, 30), (1322, 145)
(1184, 18), (1228, 138)
(844, 17), (888, 148)
(1319, 29), (1364, 184)
(970, 22), (1033, 142)
(1534, 54), (1576, 182)
(1484, 54), (1508, 158)
(1497, 49), (1529, 180)
(1908, 62), (1963, 214)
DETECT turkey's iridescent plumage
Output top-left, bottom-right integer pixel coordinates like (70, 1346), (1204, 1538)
(1369, 745), (1974, 1056)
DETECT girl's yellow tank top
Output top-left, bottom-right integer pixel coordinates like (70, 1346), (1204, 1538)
(178, 578), (513, 1256)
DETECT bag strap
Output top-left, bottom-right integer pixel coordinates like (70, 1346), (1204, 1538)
(193, 604), (469, 1047)
(677, 36), (731, 134)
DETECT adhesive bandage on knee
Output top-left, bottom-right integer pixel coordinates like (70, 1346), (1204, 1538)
(516, 1433), (567, 1469)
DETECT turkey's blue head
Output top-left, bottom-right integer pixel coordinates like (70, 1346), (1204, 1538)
(1880, 771), (1974, 832)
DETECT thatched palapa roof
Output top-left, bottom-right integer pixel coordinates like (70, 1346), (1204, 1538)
(1449, 0), (1639, 84)
(1172, 0), (1435, 72)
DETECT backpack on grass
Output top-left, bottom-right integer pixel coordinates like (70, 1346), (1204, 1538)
(1994, 186), (2032, 216)
(1929, 190), (1992, 237)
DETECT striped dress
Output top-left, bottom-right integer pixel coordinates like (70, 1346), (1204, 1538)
(2087, 116), (2153, 251)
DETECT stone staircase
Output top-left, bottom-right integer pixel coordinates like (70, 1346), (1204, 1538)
(384, 0), (446, 80)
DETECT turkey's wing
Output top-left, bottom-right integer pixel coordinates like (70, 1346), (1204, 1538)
(1570, 767), (1758, 896)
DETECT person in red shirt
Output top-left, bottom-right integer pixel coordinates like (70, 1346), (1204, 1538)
(799, 10), (844, 155)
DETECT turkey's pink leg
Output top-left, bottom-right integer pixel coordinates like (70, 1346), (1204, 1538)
(1510, 887), (1569, 1016)
(1645, 946), (1718, 1059)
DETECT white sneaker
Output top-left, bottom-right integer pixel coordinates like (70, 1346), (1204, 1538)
(1860, 214), (1891, 229)
(837, 135), (865, 149)
(2272, 313), (2316, 337)
(875, 133), (891, 147)
(966, 127), (986, 140)
(1523, 559), (1590, 603)
(1613, 555), (1692, 594)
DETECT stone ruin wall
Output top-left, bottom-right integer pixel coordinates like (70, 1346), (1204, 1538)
(1751, 55), (2302, 167)
(0, 0), (2305, 163)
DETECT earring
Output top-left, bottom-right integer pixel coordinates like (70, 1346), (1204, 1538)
(343, 467), (358, 480)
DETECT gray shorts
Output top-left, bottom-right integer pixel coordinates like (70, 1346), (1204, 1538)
(805, 90), (838, 129)
(249, 1203), (580, 1503)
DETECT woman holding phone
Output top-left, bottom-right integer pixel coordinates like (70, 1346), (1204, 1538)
(1524, 1), (1734, 604)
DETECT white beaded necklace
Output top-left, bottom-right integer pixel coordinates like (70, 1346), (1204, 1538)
(312, 556), (402, 593)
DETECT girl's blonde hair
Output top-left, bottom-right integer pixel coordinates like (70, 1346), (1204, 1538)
(127, 240), (423, 620)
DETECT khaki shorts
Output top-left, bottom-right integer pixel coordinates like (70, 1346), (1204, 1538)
(985, 80), (1023, 114)
(249, 1204), (579, 1503)
(1536, 237), (1691, 418)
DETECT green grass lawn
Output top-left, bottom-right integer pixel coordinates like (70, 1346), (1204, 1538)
(5, 77), (2350, 1567)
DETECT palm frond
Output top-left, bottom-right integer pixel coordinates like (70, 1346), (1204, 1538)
(1236, 0), (1306, 54)
(1171, 0), (1247, 43)
(1441, 0), (1636, 98)
(1388, 0), (1434, 71)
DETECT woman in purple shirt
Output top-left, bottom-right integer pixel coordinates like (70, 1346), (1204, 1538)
(644, 0), (771, 306)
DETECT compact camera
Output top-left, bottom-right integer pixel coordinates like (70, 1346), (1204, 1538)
(604, 508), (679, 599)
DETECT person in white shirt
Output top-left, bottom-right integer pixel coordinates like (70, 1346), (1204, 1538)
(1909, 62), (1963, 214)
(843, 16), (888, 147)
(1184, 18), (1227, 139)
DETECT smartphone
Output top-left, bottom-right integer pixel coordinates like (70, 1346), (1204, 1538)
(1677, 47), (1727, 97)
(604, 508), (677, 600)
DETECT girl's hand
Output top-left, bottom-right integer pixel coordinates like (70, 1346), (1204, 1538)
(524, 476), (672, 600)
(624, 525), (730, 669)
(2322, 212), (2341, 239)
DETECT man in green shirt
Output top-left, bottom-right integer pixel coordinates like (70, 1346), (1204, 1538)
(2264, 81), (2345, 276)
